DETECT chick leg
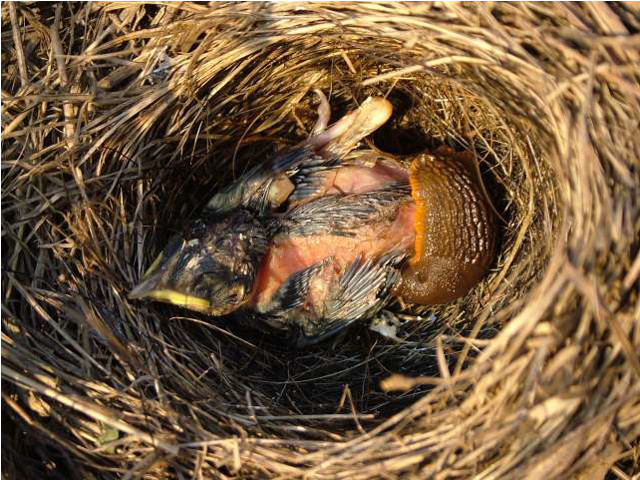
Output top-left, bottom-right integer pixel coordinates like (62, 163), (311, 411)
(309, 89), (331, 137)
(307, 96), (393, 158)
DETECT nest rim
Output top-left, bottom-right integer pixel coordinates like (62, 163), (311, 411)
(2, 2), (639, 479)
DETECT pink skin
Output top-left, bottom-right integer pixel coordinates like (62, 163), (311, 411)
(312, 162), (409, 196)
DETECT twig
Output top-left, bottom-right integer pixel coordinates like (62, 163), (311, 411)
(9, 3), (29, 88)
(49, 4), (77, 147)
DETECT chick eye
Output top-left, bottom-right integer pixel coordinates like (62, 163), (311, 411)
(225, 291), (239, 304)
(229, 285), (245, 304)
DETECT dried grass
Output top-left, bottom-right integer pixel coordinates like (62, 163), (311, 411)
(2, 2), (639, 479)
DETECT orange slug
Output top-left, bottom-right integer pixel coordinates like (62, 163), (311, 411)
(394, 148), (497, 304)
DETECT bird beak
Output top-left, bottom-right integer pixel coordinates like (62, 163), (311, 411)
(128, 272), (163, 300)
(144, 250), (166, 278)
(129, 279), (214, 314)
(129, 254), (216, 313)
(129, 250), (167, 300)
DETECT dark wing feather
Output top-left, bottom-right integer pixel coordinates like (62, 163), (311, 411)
(206, 146), (342, 215)
(294, 251), (407, 346)
(274, 183), (411, 238)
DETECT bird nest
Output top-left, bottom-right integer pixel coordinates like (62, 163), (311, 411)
(2, 3), (640, 478)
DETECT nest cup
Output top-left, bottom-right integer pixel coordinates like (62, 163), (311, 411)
(3, 3), (639, 478)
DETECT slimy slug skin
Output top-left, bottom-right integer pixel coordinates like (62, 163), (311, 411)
(395, 149), (497, 305)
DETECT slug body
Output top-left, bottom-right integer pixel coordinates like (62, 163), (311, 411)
(395, 150), (497, 304)
(130, 93), (497, 344)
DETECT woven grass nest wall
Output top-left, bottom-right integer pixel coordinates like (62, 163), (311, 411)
(2, 2), (640, 478)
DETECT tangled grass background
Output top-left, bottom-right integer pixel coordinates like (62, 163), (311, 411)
(2, 2), (639, 478)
